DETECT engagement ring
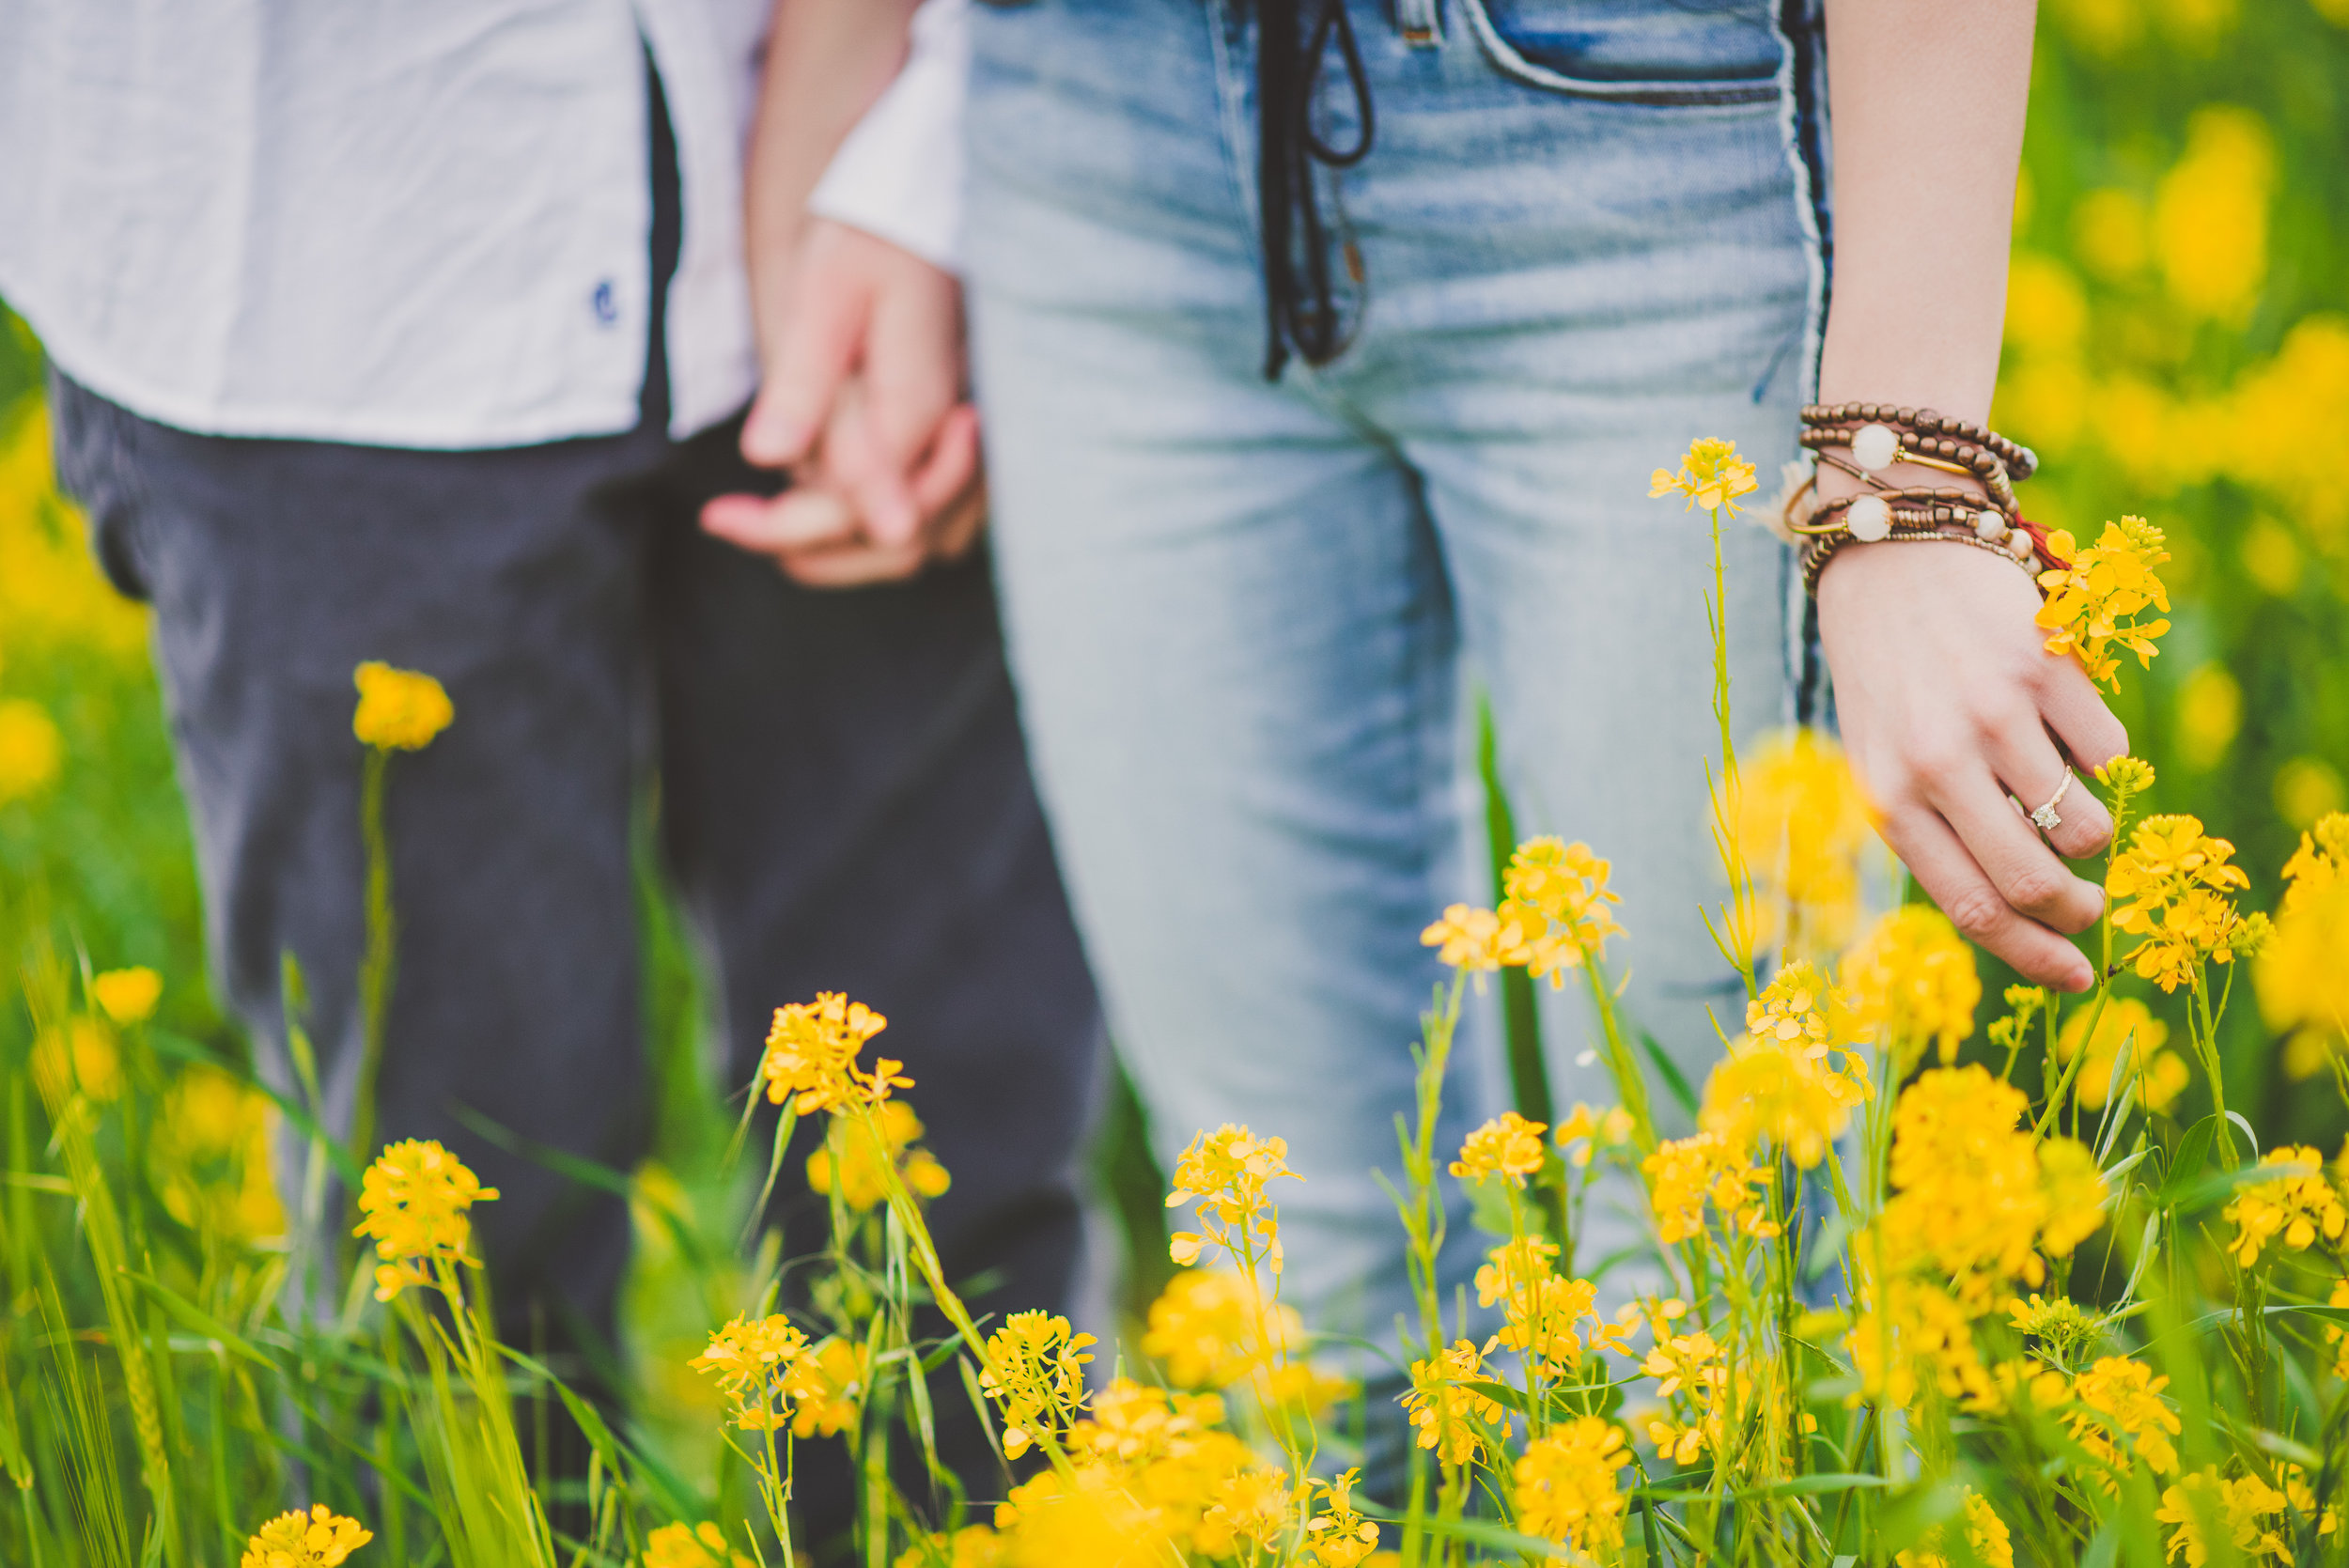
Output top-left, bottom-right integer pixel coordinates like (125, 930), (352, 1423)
(2029, 771), (2074, 833)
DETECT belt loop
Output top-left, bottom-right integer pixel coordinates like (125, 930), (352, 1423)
(1395, 0), (1440, 48)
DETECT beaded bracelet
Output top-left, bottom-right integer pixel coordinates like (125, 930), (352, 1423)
(1786, 402), (2056, 593)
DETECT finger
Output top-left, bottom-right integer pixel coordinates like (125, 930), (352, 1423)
(699, 489), (862, 556)
(908, 402), (982, 524)
(824, 388), (926, 550)
(1927, 764), (2105, 935)
(931, 487), (988, 562)
(742, 266), (870, 469)
(777, 536), (930, 588)
(2036, 656), (2133, 776)
(1877, 801), (2095, 992)
(1991, 725), (2116, 862)
(855, 266), (964, 547)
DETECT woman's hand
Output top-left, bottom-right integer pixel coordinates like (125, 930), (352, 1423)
(1817, 535), (2127, 991)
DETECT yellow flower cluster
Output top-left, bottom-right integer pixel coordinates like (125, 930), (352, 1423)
(1838, 906), (1981, 1068)
(351, 1140), (499, 1301)
(1894, 1490), (2015, 1568)
(1554, 1101), (1636, 1168)
(1512, 1418), (1631, 1559)
(2259, 813), (2349, 1079)
(350, 661), (454, 751)
(2157, 1468), (2293, 1568)
(988, 1380), (1279, 1566)
(2034, 515), (2171, 691)
(807, 1099), (951, 1213)
(1649, 436), (1760, 514)
(1473, 1236), (1628, 1380)
(1643, 1128), (1775, 1248)
(0, 408), (148, 668)
(1450, 1110), (1548, 1186)
(1641, 1318), (1732, 1464)
(2056, 997), (2187, 1114)
(2065, 1356), (2182, 1489)
(152, 1063), (288, 1244)
(978, 1311), (1096, 1459)
(30, 1017), (121, 1105)
(2222, 1144), (2347, 1268)
(1142, 1267), (1303, 1392)
(1736, 728), (1876, 957)
(1302, 1469), (1380, 1568)
(1419, 839), (1624, 985)
(240, 1505), (371, 1568)
(1166, 1124), (1296, 1272)
(758, 992), (909, 1115)
(0, 696), (63, 804)
(687, 1313), (867, 1438)
(91, 965), (162, 1025)
(644, 1521), (754, 1568)
(1402, 1337), (1508, 1466)
(1699, 962), (1873, 1170)
(2108, 815), (2252, 992)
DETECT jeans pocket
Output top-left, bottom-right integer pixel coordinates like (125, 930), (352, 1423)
(1457, 0), (1785, 103)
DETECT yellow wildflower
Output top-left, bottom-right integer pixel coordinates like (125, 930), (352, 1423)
(1501, 837), (1626, 978)
(758, 992), (905, 1114)
(2154, 107), (2275, 324)
(350, 661), (453, 751)
(1701, 962), (1872, 1169)
(892, 1527), (1007, 1568)
(689, 1313), (811, 1431)
(2037, 1138), (2109, 1256)
(1846, 1268), (2000, 1413)
(152, 1064), (288, 1244)
(1882, 1067), (2047, 1303)
(1303, 1468), (1382, 1568)
(240, 1505), (371, 1568)
(1450, 1110), (1548, 1185)
(2157, 1467), (2291, 1566)
(1736, 729), (1876, 957)
(1554, 1101), (1635, 1167)
(1650, 436), (1760, 514)
(644, 1521), (755, 1568)
(2057, 997), (2186, 1113)
(1166, 1124), (1296, 1270)
(30, 1018), (123, 1105)
(2035, 516), (2171, 691)
(1895, 1491), (2015, 1568)
(1145, 1268), (1280, 1388)
(2006, 1294), (2102, 1362)
(1475, 1236), (1624, 1378)
(1839, 906), (1980, 1068)
(2261, 815), (2349, 1078)
(1422, 903), (1508, 972)
(1514, 1418), (1631, 1558)
(782, 1336), (867, 1439)
(807, 1100), (951, 1212)
(2224, 1145), (2347, 1267)
(0, 696), (63, 803)
(2107, 815), (2250, 991)
(91, 966), (162, 1026)
(351, 1140), (498, 1300)
(1644, 1129), (1775, 1246)
(1401, 1338), (1508, 1466)
(1641, 1325), (1735, 1463)
(1195, 1466), (1297, 1557)
(978, 1311), (1095, 1458)
(2069, 1356), (2182, 1485)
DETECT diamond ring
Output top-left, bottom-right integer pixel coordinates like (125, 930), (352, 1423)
(2028, 771), (2074, 833)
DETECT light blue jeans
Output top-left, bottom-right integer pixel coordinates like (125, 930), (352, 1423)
(964, 0), (1828, 1408)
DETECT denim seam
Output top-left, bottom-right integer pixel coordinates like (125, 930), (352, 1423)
(1453, 0), (1781, 106)
(1767, 0), (1832, 729)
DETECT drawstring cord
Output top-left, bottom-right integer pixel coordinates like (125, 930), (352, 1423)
(1256, 0), (1376, 380)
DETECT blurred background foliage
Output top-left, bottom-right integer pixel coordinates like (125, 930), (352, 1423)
(2, 0), (2346, 1485)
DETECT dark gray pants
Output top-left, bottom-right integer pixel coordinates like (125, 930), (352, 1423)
(46, 377), (1102, 1533)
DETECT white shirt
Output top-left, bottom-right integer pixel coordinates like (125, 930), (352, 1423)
(0, 0), (969, 449)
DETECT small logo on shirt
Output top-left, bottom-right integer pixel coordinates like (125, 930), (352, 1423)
(591, 281), (619, 325)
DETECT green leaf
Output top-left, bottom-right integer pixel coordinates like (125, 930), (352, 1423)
(2156, 1114), (2217, 1209)
(1641, 1030), (1700, 1119)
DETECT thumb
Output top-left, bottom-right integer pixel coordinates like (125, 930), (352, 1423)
(742, 269), (869, 470)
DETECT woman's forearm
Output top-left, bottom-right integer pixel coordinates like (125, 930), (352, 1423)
(745, 0), (925, 350)
(1816, 0), (2037, 423)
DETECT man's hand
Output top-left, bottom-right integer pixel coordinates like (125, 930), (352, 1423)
(1818, 537), (2128, 992)
(702, 218), (981, 585)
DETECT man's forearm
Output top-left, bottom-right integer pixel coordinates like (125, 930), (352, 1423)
(1816, 0), (2036, 423)
(746, 0), (925, 348)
